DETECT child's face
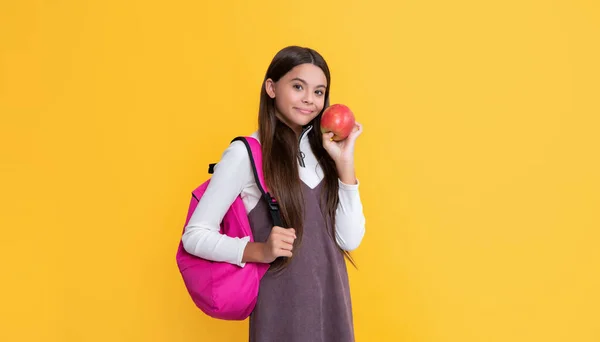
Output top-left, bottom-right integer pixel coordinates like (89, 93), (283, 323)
(266, 63), (328, 133)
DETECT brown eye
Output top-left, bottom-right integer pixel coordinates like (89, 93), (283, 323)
(293, 84), (303, 90)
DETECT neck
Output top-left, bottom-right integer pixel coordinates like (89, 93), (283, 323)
(275, 112), (303, 137)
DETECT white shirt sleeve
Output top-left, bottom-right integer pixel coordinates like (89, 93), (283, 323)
(334, 179), (366, 251)
(181, 140), (253, 267)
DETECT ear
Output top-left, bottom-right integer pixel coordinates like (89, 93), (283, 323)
(265, 78), (276, 99)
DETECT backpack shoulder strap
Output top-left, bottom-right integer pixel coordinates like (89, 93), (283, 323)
(232, 137), (267, 193)
(231, 136), (284, 228)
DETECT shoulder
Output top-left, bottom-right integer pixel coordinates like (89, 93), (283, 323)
(213, 131), (260, 173)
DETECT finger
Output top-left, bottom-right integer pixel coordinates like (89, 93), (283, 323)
(278, 236), (295, 245)
(355, 122), (363, 133)
(279, 250), (293, 258)
(278, 236), (294, 246)
(278, 241), (294, 251)
(275, 227), (296, 238)
(274, 234), (295, 246)
(322, 131), (335, 143)
(341, 123), (362, 147)
(350, 122), (363, 138)
(273, 226), (289, 234)
(274, 233), (294, 242)
(273, 226), (294, 233)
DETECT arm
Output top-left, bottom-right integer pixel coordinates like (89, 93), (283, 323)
(181, 140), (297, 266)
(181, 140), (254, 267)
(322, 122), (367, 251)
(334, 162), (366, 251)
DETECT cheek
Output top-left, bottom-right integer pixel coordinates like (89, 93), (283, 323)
(289, 91), (305, 104)
(276, 88), (298, 106)
(316, 97), (325, 110)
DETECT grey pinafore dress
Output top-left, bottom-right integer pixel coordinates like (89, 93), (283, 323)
(247, 181), (355, 342)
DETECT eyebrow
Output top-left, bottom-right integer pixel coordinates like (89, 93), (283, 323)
(291, 77), (327, 89)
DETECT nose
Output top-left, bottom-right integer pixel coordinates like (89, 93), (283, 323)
(302, 92), (314, 105)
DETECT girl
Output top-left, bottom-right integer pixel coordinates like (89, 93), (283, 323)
(182, 45), (366, 342)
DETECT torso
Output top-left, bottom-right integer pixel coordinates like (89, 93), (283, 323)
(247, 181), (355, 342)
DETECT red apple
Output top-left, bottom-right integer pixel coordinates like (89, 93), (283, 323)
(320, 104), (356, 141)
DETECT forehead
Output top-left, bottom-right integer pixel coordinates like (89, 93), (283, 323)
(282, 63), (327, 87)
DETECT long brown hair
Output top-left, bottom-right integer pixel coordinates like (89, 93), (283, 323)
(258, 46), (356, 271)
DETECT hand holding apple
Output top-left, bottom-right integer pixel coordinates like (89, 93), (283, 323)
(320, 104), (363, 183)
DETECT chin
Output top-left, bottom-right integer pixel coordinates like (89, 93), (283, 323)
(295, 118), (317, 130)
(293, 112), (320, 126)
(279, 107), (320, 130)
(297, 116), (315, 126)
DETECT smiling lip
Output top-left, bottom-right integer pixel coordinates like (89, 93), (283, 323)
(295, 107), (313, 114)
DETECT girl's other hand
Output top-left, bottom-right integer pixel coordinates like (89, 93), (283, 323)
(261, 226), (296, 263)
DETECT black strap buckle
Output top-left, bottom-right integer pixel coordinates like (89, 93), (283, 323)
(264, 192), (279, 211)
(263, 192), (283, 227)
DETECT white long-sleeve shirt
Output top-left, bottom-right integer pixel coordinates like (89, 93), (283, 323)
(181, 126), (366, 267)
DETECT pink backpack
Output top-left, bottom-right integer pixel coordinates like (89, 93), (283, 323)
(175, 136), (282, 320)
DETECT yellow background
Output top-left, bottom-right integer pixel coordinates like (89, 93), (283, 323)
(1, 1), (599, 341)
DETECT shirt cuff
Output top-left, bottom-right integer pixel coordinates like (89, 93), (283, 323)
(338, 178), (360, 190)
(236, 236), (251, 267)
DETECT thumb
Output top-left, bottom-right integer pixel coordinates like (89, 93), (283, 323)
(322, 131), (334, 143)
